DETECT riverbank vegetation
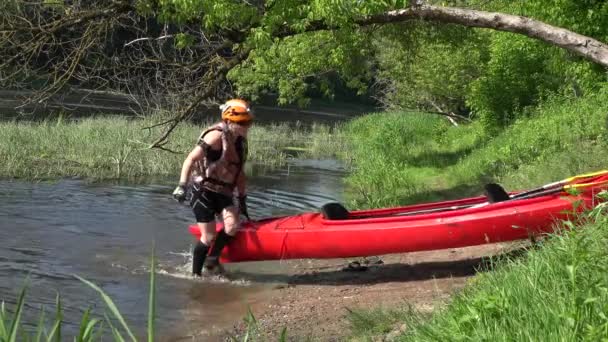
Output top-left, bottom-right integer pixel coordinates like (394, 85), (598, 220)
(339, 83), (608, 340)
(347, 198), (608, 341)
(0, 115), (346, 181)
(342, 84), (608, 209)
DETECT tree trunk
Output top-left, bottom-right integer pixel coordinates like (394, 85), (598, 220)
(359, 5), (608, 68)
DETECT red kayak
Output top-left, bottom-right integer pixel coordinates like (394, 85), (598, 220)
(189, 172), (608, 263)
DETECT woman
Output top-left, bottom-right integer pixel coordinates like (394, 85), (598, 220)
(172, 99), (252, 276)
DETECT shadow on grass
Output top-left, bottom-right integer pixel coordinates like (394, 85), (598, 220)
(403, 147), (475, 169)
(230, 245), (532, 287)
(396, 181), (489, 207)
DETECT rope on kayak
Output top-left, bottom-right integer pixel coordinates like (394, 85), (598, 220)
(279, 231), (289, 261)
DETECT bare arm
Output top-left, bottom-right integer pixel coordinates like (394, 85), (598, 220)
(178, 145), (204, 185)
(179, 130), (222, 185)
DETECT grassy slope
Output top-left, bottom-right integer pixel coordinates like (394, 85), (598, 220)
(343, 86), (608, 209)
(344, 86), (608, 341)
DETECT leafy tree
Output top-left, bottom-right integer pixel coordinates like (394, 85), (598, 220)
(373, 22), (489, 115)
(2, 0), (608, 145)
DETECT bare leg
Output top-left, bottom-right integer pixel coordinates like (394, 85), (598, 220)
(221, 206), (240, 237)
(197, 221), (217, 244)
(204, 206), (240, 273)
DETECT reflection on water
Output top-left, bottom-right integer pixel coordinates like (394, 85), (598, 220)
(0, 161), (345, 339)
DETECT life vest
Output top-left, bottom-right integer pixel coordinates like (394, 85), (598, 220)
(192, 122), (246, 196)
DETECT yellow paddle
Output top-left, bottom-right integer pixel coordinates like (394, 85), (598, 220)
(510, 170), (608, 200)
(511, 179), (608, 201)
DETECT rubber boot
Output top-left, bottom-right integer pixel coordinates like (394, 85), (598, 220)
(192, 241), (209, 277)
(203, 229), (233, 274)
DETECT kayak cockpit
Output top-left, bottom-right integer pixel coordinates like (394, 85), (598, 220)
(320, 202), (350, 220)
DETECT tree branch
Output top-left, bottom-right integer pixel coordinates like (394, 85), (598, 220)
(279, 4), (608, 68)
(365, 5), (608, 68)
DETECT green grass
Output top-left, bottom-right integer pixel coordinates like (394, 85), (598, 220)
(347, 197), (608, 341)
(342, 85), (608, 209)
(0, 114), (347, 181)
(340, 85), (608, 341)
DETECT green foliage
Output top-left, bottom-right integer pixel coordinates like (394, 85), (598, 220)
(135, 0), (608, 127)
(466, 35), (561, 130)
(374, 22), (489, 114)
(152, 0), (258, 28)
(230, 29), (375, 106)
(343, 111), (472, 208)
(0, 287), (104, 341)
(346, 306), (416, 341)
(174, 33), (194, 49)
(466, 0), (608, 130)
(371, 0), (608, 131)
(342, 83), (608, 209)
(486, 0), (608, 41)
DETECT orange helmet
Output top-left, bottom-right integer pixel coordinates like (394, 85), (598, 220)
(220, 99), (253, 124)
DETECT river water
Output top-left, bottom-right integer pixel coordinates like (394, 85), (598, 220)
(0, 161), (346, 340)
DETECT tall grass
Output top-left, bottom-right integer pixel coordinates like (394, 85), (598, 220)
(346, 194), (608, 341)
(342, 84), (608, 209)
(0, 115), (347, 181)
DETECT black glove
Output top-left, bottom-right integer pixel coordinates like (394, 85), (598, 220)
(239, 195), (250, 220)
(172, 182), (187, 203)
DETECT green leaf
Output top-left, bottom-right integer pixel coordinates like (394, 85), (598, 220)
(0, 301), (7, 338)
(82, 318), (100, 342)
(111, 327), (126, 342)
(46, 295), (62, 342)
(8, 284), (27, 342)
(279, 327), (287, 341)
(34, 307), (46, 342)
(566, 265), (576, 283)
(90, 321), (104, 341)
(584, 297), (599, 304)
(175, 33), (195, 50)
(75, 308), (99, 342)
(75, 275), (137, 342)
(104, 313), (126, 342)
(76, 308), (91, 341)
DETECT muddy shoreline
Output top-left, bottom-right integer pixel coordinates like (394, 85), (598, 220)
(210, 242), (526, 341)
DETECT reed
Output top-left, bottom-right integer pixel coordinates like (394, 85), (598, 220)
(0, 115), (347, 181)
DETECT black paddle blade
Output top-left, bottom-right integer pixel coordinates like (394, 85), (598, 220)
(484, 183), (510, 203)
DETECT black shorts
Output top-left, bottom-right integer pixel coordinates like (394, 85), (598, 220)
(190, 188), (235, 223)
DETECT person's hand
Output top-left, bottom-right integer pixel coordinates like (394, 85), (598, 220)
(239, 195), (250, 220)
(172, 183), (187, 203)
